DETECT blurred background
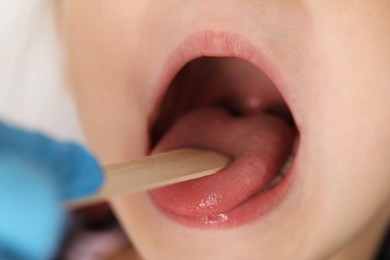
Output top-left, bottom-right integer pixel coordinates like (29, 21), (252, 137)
(0, 0), (83, 141)
(0, 2), (133, 259)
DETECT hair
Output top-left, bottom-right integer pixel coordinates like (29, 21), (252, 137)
(0, 0), (84, 142)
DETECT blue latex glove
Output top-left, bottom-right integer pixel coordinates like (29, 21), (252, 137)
(0, 122), (104, 259)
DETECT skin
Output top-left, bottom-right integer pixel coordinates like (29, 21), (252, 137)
(58, 1), (390, 259)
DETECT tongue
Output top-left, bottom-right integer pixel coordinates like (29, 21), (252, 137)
(150, 108), (295, 216)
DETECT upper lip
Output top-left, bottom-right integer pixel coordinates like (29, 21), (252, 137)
(147, 30), (301, 135)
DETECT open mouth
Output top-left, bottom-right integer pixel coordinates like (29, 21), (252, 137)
(147, 35), (300, 228)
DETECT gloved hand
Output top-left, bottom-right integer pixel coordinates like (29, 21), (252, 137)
(0, 122), (104, 260)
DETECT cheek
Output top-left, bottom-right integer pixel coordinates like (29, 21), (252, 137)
(296, 1), (390, 254)
(60, 1), (154, 163)
(310, 0), (390, 211)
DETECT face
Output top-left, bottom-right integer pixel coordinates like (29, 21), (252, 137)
(58, 1), (390, 259)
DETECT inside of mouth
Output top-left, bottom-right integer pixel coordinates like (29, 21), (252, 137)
(150, 57), (296, 146)
(149, 57), (299, 216)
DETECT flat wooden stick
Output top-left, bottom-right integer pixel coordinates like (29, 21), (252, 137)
(67, 148), (231, 209)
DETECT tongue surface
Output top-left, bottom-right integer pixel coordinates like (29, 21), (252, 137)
(150, 108), (295, 216)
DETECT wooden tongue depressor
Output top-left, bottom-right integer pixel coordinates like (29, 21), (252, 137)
(67, 148), (232, 209)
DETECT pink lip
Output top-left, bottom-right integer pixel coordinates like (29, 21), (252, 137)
(147, 30), (300, 228)
(149, 161), (297, 228)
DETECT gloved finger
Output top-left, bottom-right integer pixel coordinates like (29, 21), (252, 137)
(54, 141), (104, 199)
(0, 151), (65, 260)
(0, 121), (104, 200)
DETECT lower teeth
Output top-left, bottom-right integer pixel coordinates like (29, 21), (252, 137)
(261, 155), (294, 191)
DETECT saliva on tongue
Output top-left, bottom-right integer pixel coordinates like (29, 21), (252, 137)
(150, 107), (295, 217)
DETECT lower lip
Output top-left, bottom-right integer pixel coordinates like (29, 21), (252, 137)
(149, 157), (298, 228)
